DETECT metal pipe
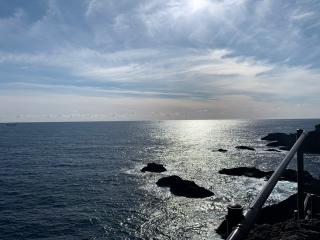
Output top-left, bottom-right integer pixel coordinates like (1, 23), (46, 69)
(227, 130), (308, 240)
(297, 129), (305, 219)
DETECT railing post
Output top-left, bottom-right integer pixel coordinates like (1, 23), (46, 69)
(296, 129), (304, 219)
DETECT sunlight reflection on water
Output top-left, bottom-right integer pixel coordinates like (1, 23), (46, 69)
(127, 120), (320, 239)
(1, 120), (320, 239)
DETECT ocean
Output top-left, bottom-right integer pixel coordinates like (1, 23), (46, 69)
(1, 119), (320, 240)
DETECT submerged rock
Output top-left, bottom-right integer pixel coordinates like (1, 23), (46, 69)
(235, 146), (255, 151)
(156, 175), (214, 198)
(141, 163), (167, 173)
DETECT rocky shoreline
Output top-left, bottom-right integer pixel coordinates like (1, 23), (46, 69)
(247, 219), (320, 240)
(217, 193), (320, 239)
(217, 123), (320, 239)
(261, 124), (320, 153)
(141, 123), (320, 238)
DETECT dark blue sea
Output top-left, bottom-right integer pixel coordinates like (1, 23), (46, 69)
(1, 119), (320, 239)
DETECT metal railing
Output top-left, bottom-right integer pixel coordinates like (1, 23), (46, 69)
(226, 129), (309, 240)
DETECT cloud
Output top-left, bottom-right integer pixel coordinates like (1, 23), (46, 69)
(1, 0), (320, 121)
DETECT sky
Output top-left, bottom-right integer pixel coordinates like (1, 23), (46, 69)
(1, 0), (320, 122)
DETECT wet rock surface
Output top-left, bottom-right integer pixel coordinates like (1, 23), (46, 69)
(141, 163), (167, 173)
(156, 175), (214, 198)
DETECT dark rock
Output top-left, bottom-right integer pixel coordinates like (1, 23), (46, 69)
(258, 193), (320, 224)
(305, 181), (320, 196)
(217, 193), (320, 239)
(303, 130), (320, 154)
(156, 175), (182, 187)
(156, 175), (214, 198)
(261, 132), (295, 150)
(235, 146), (255, 151)
(141, 163), (167, 173)
(261, 133), (295, 142)
(213, 148), (228, 152)
(280, 169), (315, 182)
(247, 219), (320, 240)
(218, 167), (317, 183)
(219, 167), (271, 179)
(265, 149), (281, 152)
(261, 124), (320, 154)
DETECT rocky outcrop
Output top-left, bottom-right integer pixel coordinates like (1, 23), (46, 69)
(141, 163), (167, 173)
(261, 124), (320, 153)
(219, 167), (271, 179)
(217, 193), (320, 239)
(218, 167), (317, 183)
(247, 219), (320, 240)
(156, 175), (214, 198)
(235, 146), (255, 151)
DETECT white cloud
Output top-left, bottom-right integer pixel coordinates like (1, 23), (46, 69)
(1, 0), (320, 121)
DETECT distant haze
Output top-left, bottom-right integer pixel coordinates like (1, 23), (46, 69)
(1, 0), (320, 122)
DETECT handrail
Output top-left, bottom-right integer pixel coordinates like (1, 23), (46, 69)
(227, 130), (309, 240)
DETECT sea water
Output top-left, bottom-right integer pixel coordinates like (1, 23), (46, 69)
(1, 119), (320, 239)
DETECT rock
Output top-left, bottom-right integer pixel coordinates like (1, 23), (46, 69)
(258, 193), (320, 224)
(265, 149), (281, 152)
(303, 130), (320, 154)
(280, 169), (315, 182)
(212, 148), (228, 152)
(156, 175), (182, 187)
(218, 167), (317, 183)
(235, 146), (255, 151)
(217, 193), (320, 239)
(141, 163), (167, 173)
(156, 175), (214, 198)
(218, 148), (228, 152)
(261, 133), (294, 142)
(261, 124), (320, 154)
(219, 167), (271, 179)
(247, 219), (320, 240)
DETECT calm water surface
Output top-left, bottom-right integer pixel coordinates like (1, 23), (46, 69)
(1, 120), (320, 239)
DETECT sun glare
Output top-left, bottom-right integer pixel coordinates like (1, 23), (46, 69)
(188, 0), (209, 13)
